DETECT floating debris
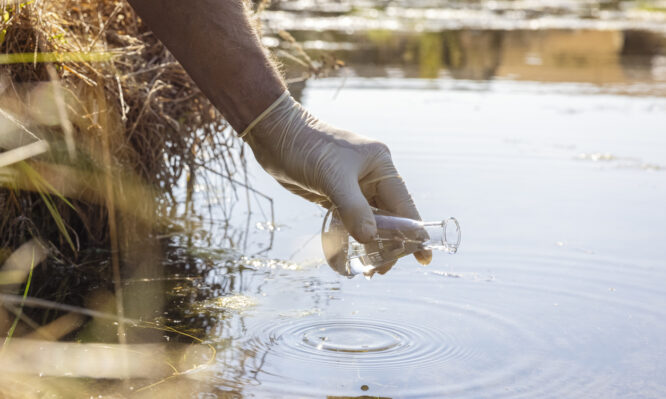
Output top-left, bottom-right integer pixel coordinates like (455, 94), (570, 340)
(241, 257), (303, 271)
(278, 308), (322, 318)
(576, 152), (616, 162)
(575, 153), (664, 171)
(198, 294), (257, 313)
(255, 221), (279, 232)
(240, 256), (323, 271)
(431, 270), (463, 278)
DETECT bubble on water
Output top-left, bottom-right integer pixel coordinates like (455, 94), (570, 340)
(255, 221), (279, 232)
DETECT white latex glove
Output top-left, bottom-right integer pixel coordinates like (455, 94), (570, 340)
(242, 91), (432, 266)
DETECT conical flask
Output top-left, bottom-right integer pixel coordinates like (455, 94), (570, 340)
(321, 208), (461, 277)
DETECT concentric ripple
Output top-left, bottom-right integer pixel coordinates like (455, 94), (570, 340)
(227, 296), (543, 398)
(208, 245), (666, 398)
(301, 322), (401, 353)
(264, 318), (469, 368)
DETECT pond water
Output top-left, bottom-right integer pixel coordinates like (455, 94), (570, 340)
(148, 4), (666, 397)
(165, 73), (666, 398)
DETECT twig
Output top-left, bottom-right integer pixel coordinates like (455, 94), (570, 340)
(88, 3), (123, 52)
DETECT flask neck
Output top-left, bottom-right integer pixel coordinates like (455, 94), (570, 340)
(420, 218), (461, 254)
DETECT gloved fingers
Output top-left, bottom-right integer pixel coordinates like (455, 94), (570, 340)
(328, 178), (377, 244)
(359, 179), (378, 207)
(373, 172), (419, 219)
(375, 174), (432, 265)
(413, 247), (433, 266)
(373, 259), (397, 276)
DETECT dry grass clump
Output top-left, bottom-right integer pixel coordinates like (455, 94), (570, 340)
(0, 1), (342, 395)
(0, 1), (247, 395)
(0, 0), (241, 255)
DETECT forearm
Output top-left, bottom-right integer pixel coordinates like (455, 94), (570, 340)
(126, 0), (286, 131)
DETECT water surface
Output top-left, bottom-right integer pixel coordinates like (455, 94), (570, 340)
(156, 3), (666, 396)
(172, 75), (666, 397)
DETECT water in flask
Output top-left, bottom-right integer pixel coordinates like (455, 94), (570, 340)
(321, 208), (461, 277)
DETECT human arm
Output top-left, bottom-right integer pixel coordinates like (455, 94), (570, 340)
(125, 0), (285, 131)
(125, 0), (431, 265)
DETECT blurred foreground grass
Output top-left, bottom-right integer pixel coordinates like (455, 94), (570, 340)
(0, 0), (338, 396)
(0, 1), (246, 397)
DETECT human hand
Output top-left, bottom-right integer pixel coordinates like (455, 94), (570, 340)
(242, 91), (432, 266)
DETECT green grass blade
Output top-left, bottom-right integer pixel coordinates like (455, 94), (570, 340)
(16, 162), (77, 252)
(2, 248), (36, 350)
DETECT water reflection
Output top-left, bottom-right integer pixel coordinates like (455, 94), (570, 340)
(280, 28), (665, 89)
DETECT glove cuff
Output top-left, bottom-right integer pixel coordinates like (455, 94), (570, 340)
(237, 90), (291, 139)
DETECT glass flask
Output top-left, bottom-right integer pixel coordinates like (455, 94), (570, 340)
(321, 208), (461, 277)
